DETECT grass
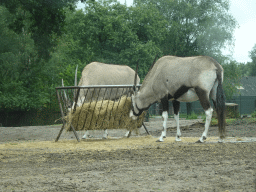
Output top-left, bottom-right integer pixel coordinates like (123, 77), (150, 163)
(186, 111), (198, 119)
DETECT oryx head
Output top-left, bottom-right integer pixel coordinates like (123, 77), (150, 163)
(129, 63), (139, 120)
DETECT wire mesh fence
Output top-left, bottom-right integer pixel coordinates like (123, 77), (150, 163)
(147, 96), (256, 118)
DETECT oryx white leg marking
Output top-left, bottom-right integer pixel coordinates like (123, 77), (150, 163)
(103, 129), (108, 139)
(199, 108), (213, 143)
(174, 113), (181, 141)
(82, 131), (89, 139)
(124, 131), (130, 137)
(158, 111), (168, 142)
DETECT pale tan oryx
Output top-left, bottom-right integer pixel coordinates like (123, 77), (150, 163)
(70, 62), (140, 139)
(130, 55), (226, 143)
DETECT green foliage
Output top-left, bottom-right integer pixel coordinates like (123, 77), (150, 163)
(135, 0), (237, 58)
(0, 5), (63, 111)
(0, 0), (77, 60)
(247, 44), (256, 76)
(251, 110), (256, 118)
(186, 111), (198, 120)
(0, 0), (241, 116)
(249, 44), (256, 62)
(222, 60), (242, 99)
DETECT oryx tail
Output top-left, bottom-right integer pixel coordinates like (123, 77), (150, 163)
(216, 73), (226, 139)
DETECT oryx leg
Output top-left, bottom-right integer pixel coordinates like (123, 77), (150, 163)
(172, 100), (181, 141)
(195, 87), (212, 143)
(211, 84), (225, 143)
(103, 129), (108, 139)
(124, 131), (131, 137)
(157, 97), (169, 142)
(157, 111), (168, 142)
(82, 131), (89, 139)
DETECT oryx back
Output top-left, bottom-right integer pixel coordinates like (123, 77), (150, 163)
(140, 56), (223, 105)
(78, 62), (140, 103)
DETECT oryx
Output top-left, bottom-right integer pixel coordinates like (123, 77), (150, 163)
(71, 62), (140, 139)
(130, 55), (226, 143)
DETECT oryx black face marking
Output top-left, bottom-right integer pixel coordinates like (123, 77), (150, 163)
(133, 102), (155, 117)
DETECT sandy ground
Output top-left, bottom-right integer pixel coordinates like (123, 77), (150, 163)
(0, 118), (256, 191)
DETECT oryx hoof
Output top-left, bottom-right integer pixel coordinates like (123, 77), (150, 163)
(203, 136), (207, 140)
(175, 135), (181, 142)
(163, 136), (166, 138)
(195, 139), (204, 143)
(156, 140), (164, 142)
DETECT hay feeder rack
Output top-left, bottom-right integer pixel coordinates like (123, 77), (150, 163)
(55, 85), (149, 142)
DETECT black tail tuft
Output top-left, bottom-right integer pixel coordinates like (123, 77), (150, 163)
(216, 83), (226, 139)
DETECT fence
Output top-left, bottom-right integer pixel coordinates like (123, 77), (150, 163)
(147, 96), (256, 117)
(1, 93), (256, 127)
(0, 108), (61, 127)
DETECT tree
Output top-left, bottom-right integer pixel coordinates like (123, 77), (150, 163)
(0, 0), (240, 113)
(54, 0), (166, 82)
(237, 62), (251, 77)
(248, 44), (256, 76)
(222, 60), (242, 100)
(0, 1), (79, 111)
(0, 0), (78, 60)
(134, 0), (237, 59)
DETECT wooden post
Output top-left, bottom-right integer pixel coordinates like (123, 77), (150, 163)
(55, 89), (80, 142)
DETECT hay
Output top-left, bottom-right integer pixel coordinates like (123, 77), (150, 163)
(2, 137), (250, 152)
(64, 96), (146, 132)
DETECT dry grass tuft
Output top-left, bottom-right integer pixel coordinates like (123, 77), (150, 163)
(64, 96), (145, 132)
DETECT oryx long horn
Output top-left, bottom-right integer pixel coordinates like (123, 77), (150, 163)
(74, 65), (78, 86)
(74, 65), (78, 101)
(150, 54), (158, 71)
(133, 61), (139, 92)
(62, 79), (68, 102)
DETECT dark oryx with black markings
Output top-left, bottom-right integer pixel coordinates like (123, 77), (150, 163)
(130, 56), (226, 143)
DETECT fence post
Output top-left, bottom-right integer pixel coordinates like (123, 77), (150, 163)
(186, 102), (192, 117)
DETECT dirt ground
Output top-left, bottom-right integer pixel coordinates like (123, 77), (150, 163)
(0, 118), (256, 192)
